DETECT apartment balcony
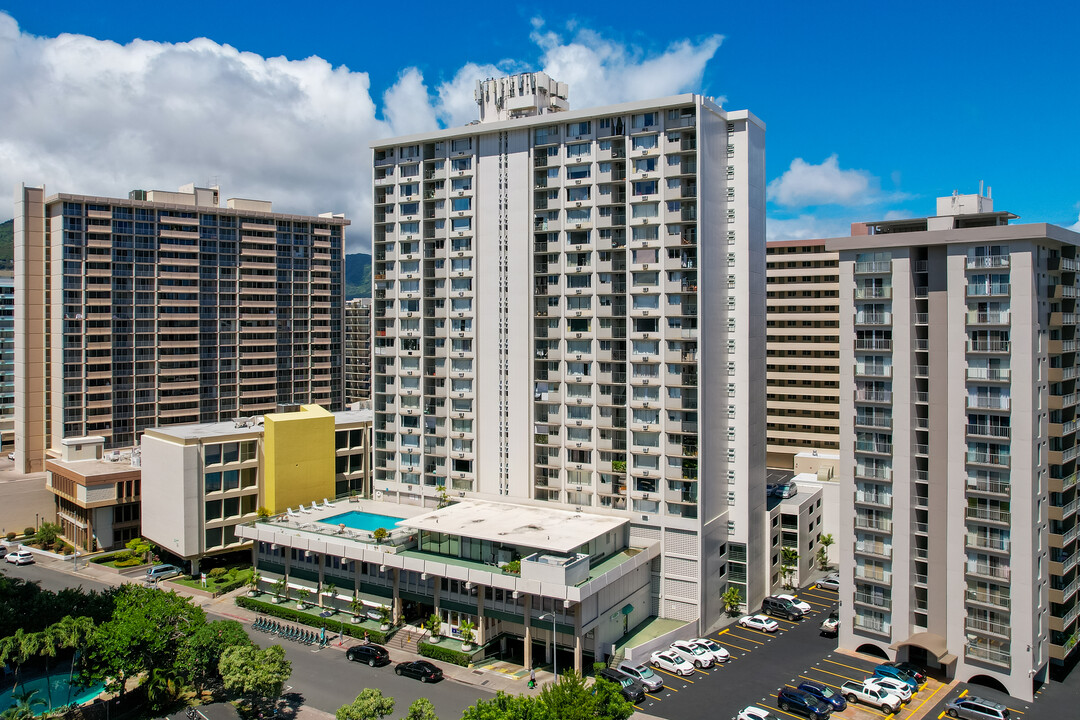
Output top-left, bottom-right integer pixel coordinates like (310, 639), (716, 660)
(965, 589), (1011, 611)
(855, 465), (892, 482)
(965, 534), (1011, 553)
(854, 339), (892, 352)
(854, 540), (892, 559)
(854, 312), (892, 326)
(966, 284), (1010, 298)
(967, 311), (1011, 326)
(854, 261), (892, 274)
(965, 617), (1012, 640)
(967, 256), (1010, 269)
(855, 441), (892, 456)
(854, 516), (893, 533)
(854, 388), (892, 404)
(854, 287), (892, 300)
(854, 364), (892, 378)
(966, 563), (1011, 581)
(966, 424), (1011, 439)
(854, 491), (893, 508)
(853, 567), (892, 585)
(966, 451), (1011, 468)
(1052, 312), (1079, 326)
(855, 415), (892, 430)
(965, 644), (1011, 668)
(967, 477), (1011, 497)
(854, 591), (892, 610)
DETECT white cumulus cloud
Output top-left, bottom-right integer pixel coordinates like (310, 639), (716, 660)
(767, 155), (876, 208)
(0, 13), (726, 252)
(1069, 212), (1080, 233)
(766, 214), (854, 243)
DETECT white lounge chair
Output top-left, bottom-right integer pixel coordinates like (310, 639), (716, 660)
(323, 497), (336, 508)
(299, 504), (312, 514)
(287, 508), (300, 518)
(312, 500), (322, 512)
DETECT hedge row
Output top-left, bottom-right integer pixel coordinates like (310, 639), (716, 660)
(417, 641), (473, 667)
(236, 595), (389, 644)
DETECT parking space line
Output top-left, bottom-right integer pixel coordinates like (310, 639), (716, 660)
(907, 681), (945, 718)
(772, 616), (802, 626)
(736, 626), (776, 639)
(823, 657), (878, 674)
(727, 631), (766, 644)
(653, 667), (694, 683)
(958, 689), (968, 698)
(694, 667), (711, 675)
(718, 639), (755, 652)
(937, 712), (945, 719)
(808, 667), (863, 684)
(644, 692), (663, 701)
(801, 589), (838, 600)
(795, 597), (834, 608)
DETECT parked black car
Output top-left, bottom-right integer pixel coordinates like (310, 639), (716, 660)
(797, 680), (846, 712)
(395, 660), (443, 683)
(761, 595), (805, 621)
(881, 661), (927, 684)
(345, 644), (390, 667)
(597, 668), (647, 703)
(777, 687), (831, 720)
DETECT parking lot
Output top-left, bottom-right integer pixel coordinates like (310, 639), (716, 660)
(638, 581), (842, 719)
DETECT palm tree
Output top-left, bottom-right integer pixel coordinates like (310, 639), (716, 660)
(53, 615), (95, 690)
(1, 689), (46, 720)
(144, 666), (180, 710)
(0, 629), (34, 694)
(34, 626), (62, 708)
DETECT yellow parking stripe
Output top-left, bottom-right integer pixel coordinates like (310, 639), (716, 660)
(908, 681), (945, 718)
(824, 658), (879, 674)
(938, 712), (946, 719)
(644, 692), (662, 701)
(694, 667), (710, 675)
(727, 631), (766, 644)
(802, 590), (838, 601)
(959, 689), (968, 698)
(796, 597), (834, 608)
(718, 639), (755, 652)
(808, 667), (863, 684)
(652, 667), (694, 683)
(772, 616), (802, 626)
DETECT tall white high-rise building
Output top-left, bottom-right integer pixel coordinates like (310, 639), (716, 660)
(370, 73), (767, 629)
(831, 190), (1080, 700)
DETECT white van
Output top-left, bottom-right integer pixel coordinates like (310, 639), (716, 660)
(145, 564), (182, 582)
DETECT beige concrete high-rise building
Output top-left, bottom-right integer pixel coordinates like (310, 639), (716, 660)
(766, 239), (840, 468)
(831, 190), (1080, 700)
(345, 297), (372, 402)
(14, 182), (348, 473)
(370, 73), (768, 634)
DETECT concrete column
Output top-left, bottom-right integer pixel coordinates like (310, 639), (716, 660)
(475, 584), (486, 645)
(392, 568), (402, 624)
(317, 554), (325, 607)
(573, 604), (582, 673)
(523, 594), (533, 670)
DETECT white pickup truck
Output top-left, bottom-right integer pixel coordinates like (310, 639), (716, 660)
(840, 680), (902, 713)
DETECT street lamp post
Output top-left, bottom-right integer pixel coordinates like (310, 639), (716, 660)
(539, 612), (557, 679)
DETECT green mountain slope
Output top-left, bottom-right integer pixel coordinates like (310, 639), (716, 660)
(345, 251), (371, 299)
(0, 219), (12, 271)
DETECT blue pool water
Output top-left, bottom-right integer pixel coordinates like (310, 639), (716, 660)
(320, 510), (405, 532)
(0, 673), (103, 713)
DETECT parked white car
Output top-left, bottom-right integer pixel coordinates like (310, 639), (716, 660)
(736, 707), (778, 720)
(816, 573), (840, 591)
(690, 638), (730, 663)
(868, 676), (912, 703)
(5, 550), (34, 565)
(669, 639), (714, 668)
(738, 614), (779, 633)
(775, 594), (812, 613)
(649, 649), (695, 676)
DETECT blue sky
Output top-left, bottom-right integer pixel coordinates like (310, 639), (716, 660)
(2, 0), (1078, 251)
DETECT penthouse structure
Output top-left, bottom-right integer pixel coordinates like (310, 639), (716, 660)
(831, 190), (1080, 700)
(13, 183), (347, 473)
(369, 73), (767, 634)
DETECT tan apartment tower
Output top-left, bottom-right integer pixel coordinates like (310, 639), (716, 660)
(830, 190), (1080, 700)
(345, 297), (373, 402)
(370, 73), (768, 633)
(766, 239), (840, 469)
(14, 182), (348, 473)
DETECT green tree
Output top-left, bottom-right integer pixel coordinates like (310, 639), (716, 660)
(721, 586), (743, 616)
(459, 692), (539, 720)
(426, 612), (442, 637)
(82, 584), (207, 696)
(817, 533), (834, 570)
(219, 644), (291, 702)
(126, 537), (153, 564)
(780, 547), (799, 590)
(403, 698), (438, 720)
(539, 670), (632, 720)
(33, 522), (62, 550)
(177, 619), (253, 693)
(335, 688), (395, 720)
(458, 619), (476, 646)
(372, 527), (388, 543)
(0, 628), (34, 693)
(52, 615), (95, 689)
(0, 689), (46, 720)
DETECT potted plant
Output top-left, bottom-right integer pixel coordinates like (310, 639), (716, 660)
(322, 582), (336, 609)
(721, 586), (742, 617)
(297, 588), (310, 610)
(247, 571), (262, 597)
(272, 577), (288, 604)
(427, 612), (442, 641)
(372, 527), (388, 544)
(459, 619), (476, 651)
(378, 604), (392, 631)
(349, 594), (364, 624)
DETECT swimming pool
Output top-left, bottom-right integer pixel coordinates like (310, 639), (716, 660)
(0, 672), (103, 713)
(320, 510), (405, 533)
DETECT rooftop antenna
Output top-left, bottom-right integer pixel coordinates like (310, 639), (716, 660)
(979, 180), (984, 197)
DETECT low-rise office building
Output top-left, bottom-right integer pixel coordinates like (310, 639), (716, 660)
(237, 497), (657, 672)
(140, 404), (371, 571)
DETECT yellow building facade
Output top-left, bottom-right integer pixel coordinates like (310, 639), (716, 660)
(263, 405), (336, 513)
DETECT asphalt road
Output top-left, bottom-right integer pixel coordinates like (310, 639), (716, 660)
(0, 555), (114, 594)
